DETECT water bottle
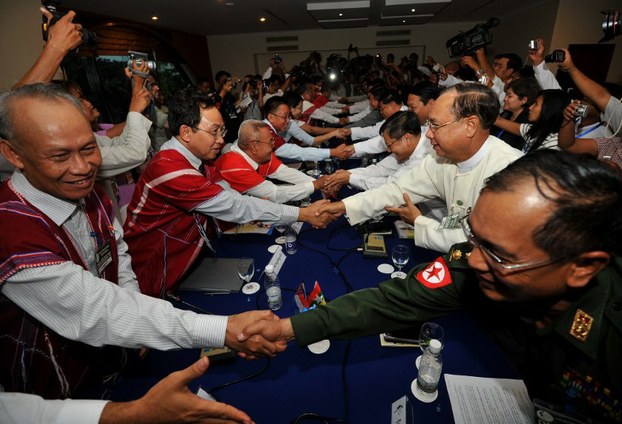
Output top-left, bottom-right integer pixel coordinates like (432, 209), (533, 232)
(414, 339), (442, 401)
(264, 265), (282, 311)
(284, 226), (297, 255)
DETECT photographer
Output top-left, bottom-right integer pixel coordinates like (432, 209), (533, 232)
(558, 48), (622, 134)
(262, 54), (288, 80)
(215, 70), (242, 143)
(262, 73), (292, 105)
(14, 8), (83, 89)
(526, 38), (562, 90)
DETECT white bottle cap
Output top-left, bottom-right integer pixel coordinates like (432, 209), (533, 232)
(429, 339), (442, 354)
(265, 264), (274, 272)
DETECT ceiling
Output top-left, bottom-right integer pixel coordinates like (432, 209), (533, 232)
(59, 0), (552, 36)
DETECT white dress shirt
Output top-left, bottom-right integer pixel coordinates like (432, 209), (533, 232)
(2, 171), (228, 351)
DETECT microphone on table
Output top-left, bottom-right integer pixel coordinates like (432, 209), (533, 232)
(166, 291), (212, 315)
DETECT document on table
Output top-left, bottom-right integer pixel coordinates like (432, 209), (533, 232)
(444, 374), (534, 424)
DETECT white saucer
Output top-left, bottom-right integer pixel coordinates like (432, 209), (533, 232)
(241, 282), (260, 295)
(411, 379), (438, 403)
(377, 263), (394, 274)
(391, 271), (407, 279)
(267, 244), (281, 253)
(307, 339), (330, 354)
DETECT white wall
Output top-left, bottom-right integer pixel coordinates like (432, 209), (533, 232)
(492, 0), (559, 59)
(208, 0), (621, 85)
(0, 0), (47, 91)
(207, 21), (482, 78)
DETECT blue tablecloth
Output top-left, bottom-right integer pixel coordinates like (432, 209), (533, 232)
(111, 217), (520, 423)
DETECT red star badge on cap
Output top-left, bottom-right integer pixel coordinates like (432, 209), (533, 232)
(416, 257), (452, 289)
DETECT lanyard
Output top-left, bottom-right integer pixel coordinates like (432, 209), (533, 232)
(576, 122), (604, 138)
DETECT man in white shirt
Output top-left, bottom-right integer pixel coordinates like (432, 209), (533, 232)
(324, 111), (433, 192)
(317, 84), (523, 253)
(0, 84), (285, 406)
(216, 120), (327, 203)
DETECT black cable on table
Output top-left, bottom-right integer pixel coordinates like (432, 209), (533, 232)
(206, 357), (271, 402)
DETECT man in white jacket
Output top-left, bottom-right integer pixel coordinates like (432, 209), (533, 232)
(317, 84), (523, 253)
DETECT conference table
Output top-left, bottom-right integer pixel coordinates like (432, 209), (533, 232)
(110, 213), (521, 424)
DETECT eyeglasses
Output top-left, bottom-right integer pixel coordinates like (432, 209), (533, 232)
(425, 118), (462, 132)
(385, 135), (405, 147)
(192, 125), (227, 139)
(460, 216), (559, 274)
(270, 112), (290, 121)
(253, 137), (276, 147)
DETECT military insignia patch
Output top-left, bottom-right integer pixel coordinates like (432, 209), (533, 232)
(449, 248), (462, 262)
(570, 309), (594, 342)
(416, 257), (452, 289)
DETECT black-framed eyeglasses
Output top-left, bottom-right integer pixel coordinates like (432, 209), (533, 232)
(425, 118), (463, 132)
(460, 216), (560, 274)
(385, 134), (405, 148)
(270, 112), (290, 121)
(192, 125), (227, 139)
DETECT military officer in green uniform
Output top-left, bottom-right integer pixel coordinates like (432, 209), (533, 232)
(239, 150), (622, 422)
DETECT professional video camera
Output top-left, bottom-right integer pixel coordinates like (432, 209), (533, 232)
(445, 17), (499, 58)
(41, 0), (97, 47)
(600, 10), (620, 42)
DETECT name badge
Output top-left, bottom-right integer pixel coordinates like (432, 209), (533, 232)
(96, 242), (113, 276)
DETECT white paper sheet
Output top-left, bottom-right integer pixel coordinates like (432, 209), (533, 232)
(444, 374), (534, 424)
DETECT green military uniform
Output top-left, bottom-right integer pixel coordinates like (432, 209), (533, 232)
(291, 244), (622, 422)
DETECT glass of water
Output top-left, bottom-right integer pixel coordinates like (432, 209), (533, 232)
(391, 244), (410, 279)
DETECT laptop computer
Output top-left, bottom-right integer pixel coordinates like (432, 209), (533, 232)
(178, 257), (244, 293)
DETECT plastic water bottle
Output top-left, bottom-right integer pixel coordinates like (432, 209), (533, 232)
(416, 339), (443, 395)
(264, 265), (282, 311)
(284, 226), (297, 255)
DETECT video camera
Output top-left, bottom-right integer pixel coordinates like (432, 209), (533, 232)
(127, 51), (156, 76)
(41, 0), (97, 47)
(445, 17), (499, 58)
(601, 10), (620, 42)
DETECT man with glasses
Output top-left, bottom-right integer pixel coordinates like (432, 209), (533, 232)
(323, 111), (433, 192)
(123, 87), (337, 298)
(263, 97), (353, 162)
(239, 151), (622, 423)
(338, 90), (409, 157)
(317, 83), (522, 253)
(216, 120), (327, 203)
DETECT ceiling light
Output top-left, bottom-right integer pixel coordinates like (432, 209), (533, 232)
(402, 19), (406, 23)
(381, 13), (434, 19)
(339, 13), (343, 16)
(385, 0), (450, 5)
(307, 1), (370, 11)
(260, 17), (266, 22)
(151, 16), (159, 20)
(411, 8), (415, 12)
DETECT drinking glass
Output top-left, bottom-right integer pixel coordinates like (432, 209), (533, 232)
(391, 244), (409, 279)
(274, 223), (287, 244)
(309, 161), (321, 178)
(415, 322), (445, 369)
(237, 257), (259, 295)
(323, 159), (335, 175)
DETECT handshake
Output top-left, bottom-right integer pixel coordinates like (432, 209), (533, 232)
(298, 198), (344, 229)
(226, 311), (297, 359)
